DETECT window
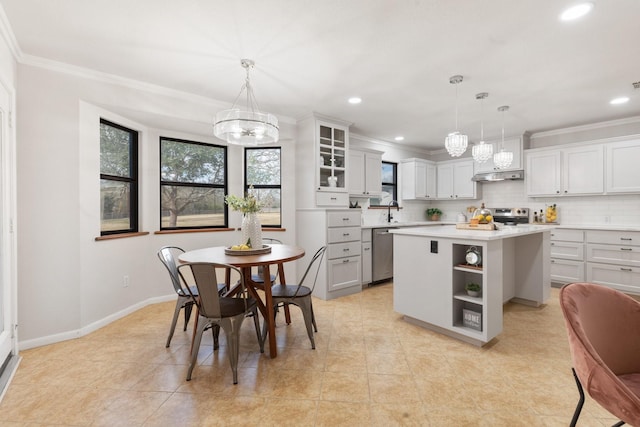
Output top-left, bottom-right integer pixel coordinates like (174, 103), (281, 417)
(160, 137), (227, 229)
(100, 119), (138, 235)
(245, 147), (281, 227)
(370, 161), (397, 206)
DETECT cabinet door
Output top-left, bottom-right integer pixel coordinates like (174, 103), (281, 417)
(317, 122), (348, 192)
(550, 241), (584, 261)
(362, 242), (372, 284)
(606, 139), (640, 193)
(563, 145), (604, 195)
(401, 160), (427, 200)
(475, 137), (523, 173)
(526, 151), (561, 196)
(425, 162), (437, 198)
(436, 163), (454, 199)
(348, 150), (365, 195)
(551, 259), (585, 284)
(364, 152), (382, 195)
(328, 256), (361, 291)
(586, 263), (640, 294)
(452, 160), (476, 198)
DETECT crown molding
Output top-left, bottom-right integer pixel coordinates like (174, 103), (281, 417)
(350, 132), (437, 156)
(0, 4), (22, 60)
(530, 116), (640, 139)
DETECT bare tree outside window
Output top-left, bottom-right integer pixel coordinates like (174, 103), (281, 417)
(160, 137), (227, 229)
(245, 148), (281, 227)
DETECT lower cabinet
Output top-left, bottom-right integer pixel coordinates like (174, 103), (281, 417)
(550, 229), (585, 285)
(361, 229), (372, 285)
(586, 230), (640, 294)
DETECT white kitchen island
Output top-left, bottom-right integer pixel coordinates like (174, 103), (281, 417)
(391, 224), (552, 346)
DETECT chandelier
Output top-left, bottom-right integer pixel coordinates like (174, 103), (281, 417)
(213, 59), (279, 146)
(472, 92), (493, 163)
(493, 105), (513, 169)
(444, 75), (468, 157)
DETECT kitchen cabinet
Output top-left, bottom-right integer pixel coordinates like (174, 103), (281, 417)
(349, 148), (383, 197)
(526, 144), (604, 196)
(473, 136), (527, 173)
(295, 208), (362, 300)
(295, 114), (351, 209)
(586, 230), (640, 294)
(550, 229), (585, 285)
(400, 158), (437, 200)
(361, 229), (372, 285)
(436, 159), (478, 199)
(605, 138), (640, 193)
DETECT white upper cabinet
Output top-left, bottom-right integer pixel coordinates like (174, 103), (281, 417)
(474, 137), (525, 173)
(526, 144), (603, 197)
(349, 148), (383, 197)
(400, 158), (437, 200)
(437, 159), (478, 199)
(605, 139), (640, 193)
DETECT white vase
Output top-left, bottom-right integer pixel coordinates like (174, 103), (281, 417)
(241, 213), (263, 249)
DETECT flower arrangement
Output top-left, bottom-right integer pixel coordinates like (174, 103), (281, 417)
(224, 187), (264, 214)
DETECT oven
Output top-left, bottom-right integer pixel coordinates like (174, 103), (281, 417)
(491, 208), (530, 225)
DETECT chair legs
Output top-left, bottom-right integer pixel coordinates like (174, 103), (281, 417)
(266, 297), (316, 350)
(570, 368), (626, 427)
(183, 301), (194, 331)
(166, 296), (190, 347)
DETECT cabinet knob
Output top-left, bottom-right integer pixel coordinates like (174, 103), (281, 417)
(550, 243), (555, 246)
(564, 190), (568, 193)
(556, 190), (560, 194)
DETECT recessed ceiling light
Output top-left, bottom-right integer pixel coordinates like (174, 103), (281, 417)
(394, 136), (404, 141)
(560, 2), (594, 21)
(610, 96), (630, 105)
(348, 97), (362, 104)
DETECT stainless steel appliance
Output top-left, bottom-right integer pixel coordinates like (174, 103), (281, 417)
(372, 227), (396, 283)
(491, 208), (530, 225)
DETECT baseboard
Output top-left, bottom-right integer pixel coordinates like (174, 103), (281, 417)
(18, 293), (175, 350)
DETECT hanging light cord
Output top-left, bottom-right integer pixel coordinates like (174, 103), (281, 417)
(229, 61), (261, 114)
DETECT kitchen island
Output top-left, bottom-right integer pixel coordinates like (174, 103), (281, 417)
(391, 224), (552, 346)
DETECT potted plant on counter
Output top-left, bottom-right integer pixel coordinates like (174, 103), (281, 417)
(426, 208), (442, 221)
(465, 282), (482, 297)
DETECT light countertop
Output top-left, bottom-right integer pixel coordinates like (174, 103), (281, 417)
(361, 221), (454, 229)
(389, 224), (553, 241)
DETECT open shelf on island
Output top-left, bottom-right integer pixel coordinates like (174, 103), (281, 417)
(453, 292), (483, 305)
(454, 264), (483, 273)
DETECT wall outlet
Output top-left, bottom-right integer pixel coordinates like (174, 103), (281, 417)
(123, 275), (129, 287)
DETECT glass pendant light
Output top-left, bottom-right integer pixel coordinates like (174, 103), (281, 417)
(493, 105), (513, 169)
(213, 59), (279, 146)
(444, 75), (468, 157)
(472, 92), (493, 163)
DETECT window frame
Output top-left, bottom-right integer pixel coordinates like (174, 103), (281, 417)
(159, 137), (228, 230)
(244, 147), (282, 228)
(370, 160), (398, 207)
(99, 118), (139, 236)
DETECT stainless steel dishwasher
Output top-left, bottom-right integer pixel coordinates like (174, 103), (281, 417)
(372, 227), (396, 283)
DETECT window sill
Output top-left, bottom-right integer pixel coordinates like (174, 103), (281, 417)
(154, 228), (234, 235)
(95, 231), (150, 241)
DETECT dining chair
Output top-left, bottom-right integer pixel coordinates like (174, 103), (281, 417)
(251, 237), (283, 284)
(560, 282), (640, 427)
(157, 246), (227, 348)
(262, 246), (326, 349)
(178, 262), (264, 384)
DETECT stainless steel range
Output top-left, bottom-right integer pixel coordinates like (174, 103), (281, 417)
(491, 208), (530, 225)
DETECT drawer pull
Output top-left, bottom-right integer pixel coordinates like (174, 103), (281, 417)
(343, 233), (350, 237)
(342, 259), (350, 263)
(621, 248), (633, 251)
(621, 238), (633, 241)
(364, 247), (370, 251)
(621, 268), (633, 272)
(330, 197), (337, 201)
(343, 248), (350, 252)
(342, 217), (349, 221)
(550, 243), (555, 246)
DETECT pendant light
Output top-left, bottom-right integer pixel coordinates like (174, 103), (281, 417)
(444, 75), (468, 157)
(493, 105), (513, 169)
(472, 92), (493, 163)
(213, 59), (279, 146)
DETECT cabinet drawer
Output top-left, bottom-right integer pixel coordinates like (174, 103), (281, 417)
(316, 191), (348, 207)
(361, 228), (372, 243)
(327, 210), (361, 227)
(327, 226), (360, 244)
(328, 241), (362, 260)
(586, 263), (640, 294)
(586, 230), (640, 246)
(550, 259), (585, 284)
(586, 243), (640, 267)
(328, 256), (361, 291)
(550, 241), (584, 261)
(550, 229), (584, 243)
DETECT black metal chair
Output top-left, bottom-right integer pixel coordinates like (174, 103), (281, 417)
(178, 262), (264, 384)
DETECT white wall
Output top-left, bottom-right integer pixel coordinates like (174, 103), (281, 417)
(16, 64), (298, 348)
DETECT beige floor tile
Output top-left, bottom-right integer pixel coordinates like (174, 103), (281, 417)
(368, 373), (421, 404)
(316, 401), (372, 426)
(369, 402), (428, 426)
(320, 371), (370, 403)
(259, 398), (317, 426)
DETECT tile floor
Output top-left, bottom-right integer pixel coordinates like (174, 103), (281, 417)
(0, 283), (621, 426)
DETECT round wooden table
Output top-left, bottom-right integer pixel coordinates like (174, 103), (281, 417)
(179, 244), (305, 358)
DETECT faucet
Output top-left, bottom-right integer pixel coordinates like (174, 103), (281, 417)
(387, 200), (400, 223)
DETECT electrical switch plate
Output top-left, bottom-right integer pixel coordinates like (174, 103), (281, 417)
(430, 240), (438, 253)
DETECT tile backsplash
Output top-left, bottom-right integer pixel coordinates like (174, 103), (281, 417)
(358, 180), (640, 226)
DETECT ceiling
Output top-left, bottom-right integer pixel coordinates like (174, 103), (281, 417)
(2, 0), (639, 150)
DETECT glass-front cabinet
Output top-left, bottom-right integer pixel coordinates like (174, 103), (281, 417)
(318, 123), (347, 191)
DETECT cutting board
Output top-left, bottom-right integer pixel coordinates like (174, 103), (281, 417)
(456, 223), (496, 231)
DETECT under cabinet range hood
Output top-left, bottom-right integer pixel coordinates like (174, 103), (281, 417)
(472, 170), (525, 182)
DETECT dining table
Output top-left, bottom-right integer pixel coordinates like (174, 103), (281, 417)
(178, 244), (305, 358)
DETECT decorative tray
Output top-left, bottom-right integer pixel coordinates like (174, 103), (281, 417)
(224, 244), (272, 256)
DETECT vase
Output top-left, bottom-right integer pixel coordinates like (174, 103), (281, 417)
(241, 213), (263, 249)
